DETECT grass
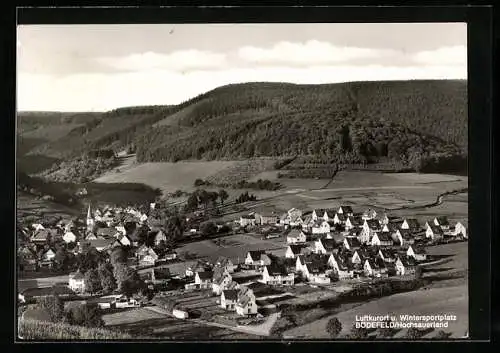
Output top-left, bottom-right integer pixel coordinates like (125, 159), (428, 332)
(18, 319), (135, 340)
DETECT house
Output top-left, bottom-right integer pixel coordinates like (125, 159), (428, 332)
(378, 248), (397, 263)
(295, 253), (329, 274)
(396, 229), (416, 246)
(87, 238), (118, 252)
(362, 208), (377, 221)
(337, 205), (354, 216)
(96, 227), (120, 239)
(154, 230), (167, 245)
(62, 231), (78, 244)
(245, 251), (271, 267)
(118, 234), (132, 246)
(38, 248), (56, 269)
(345, 216), (363, 230)
(406, 245), (427, 261)
(454, 221), (468, 239)
(255, 212), (278, 226)
(262, 264), (294, 286)
(212, 272), (233, 295)
(333, 213), (347, 225)
(364, 258), (388, 278)
(115, 225), (127, 236)
(315, 238), (337, 255)
(138, 247), (159, 267)
(323, 209), (337, 222)
(239, 215), (256, 227)
(426, 224), (444, 241)
(214, 257), (236, 273)
(220, 289), (239, 310)
(327, 254), (354, 279)
(302, 261), (331, 284)
(68, 271), (86, 293)
(285, 244), (311, 259)
(311, 209), (326, 222)
(401, 218), (421, 233)
(194, 271), (214, 289)
(286, 229), (307, 244)
(164, 251), (177, 261)
(434, 216), (450, 230)
(370, 232), (394, 247)
(360, 219), (381, 244)
(150, 268), (171, 284)
(18, 247), (37, 271)
(31, 229), (57, 245)
(351, 248), (371, 265)
(343, 237), (361, 251)
(32, 223), (45, 232)
(280, 208), (304, 227)
(382, 221), (403, 233)
(235, 286), (258, 316)
(395, 255), (418, 276)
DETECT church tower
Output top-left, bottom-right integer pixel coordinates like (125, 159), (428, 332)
(86, 203), (94, 231)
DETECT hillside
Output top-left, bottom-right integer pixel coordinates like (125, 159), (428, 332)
(17, 80), (467, 175)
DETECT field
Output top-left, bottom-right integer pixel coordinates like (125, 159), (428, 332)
(102, 307), (261, 340)
(176, 234), (287, 264)
(16, 192), (79, 221)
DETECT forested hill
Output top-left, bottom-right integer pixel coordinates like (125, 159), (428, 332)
(135, 80), (467, 167)
(19, 80), (467, 173)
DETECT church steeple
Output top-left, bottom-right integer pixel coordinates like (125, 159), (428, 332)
(86, 203), (94, 230)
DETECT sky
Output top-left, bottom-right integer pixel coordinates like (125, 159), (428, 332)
(17, 23), (467, 112)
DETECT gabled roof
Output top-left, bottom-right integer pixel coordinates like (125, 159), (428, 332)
(435, 216), (450, 226)
(404, 218), (421, 230)
(196, 271), (214, 280)
(379, 248), (396, 259)
(324, 210), (336, 218)
(339, 206), (354, 214)
(287, 229), (304, 239)
(377, 231), (393, 242)
(320, 238), (337, 251)
(365, 219), (381, 229)
(96, 227), (119, 237)
(241, 214), (255, 220)
(153, 268), (171, 279)
(88, 238), (116, 249)
(367, 257), (387, 270)
(428, 224), (444, 234)
(313, 209), (326, 216)
(69, 271), (84, 280)
(335, 213), (347, 222)
(265, 264), (290, 276)
(222, 289), (239, 301)
(288, 244), (309, 255)
(248, 250), (265, 261)
(345, 237), (361, 248)
(398, 228), (413, 237)
(398, 255), (417, 267)
(347, 216), (363, 226)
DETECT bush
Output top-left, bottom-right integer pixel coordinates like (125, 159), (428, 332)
(65, 303), (104, 328)
(326, 317), (342, 338)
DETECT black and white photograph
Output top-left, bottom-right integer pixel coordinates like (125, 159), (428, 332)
(16, 20), (470, 341)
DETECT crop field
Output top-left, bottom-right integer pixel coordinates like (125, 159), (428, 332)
(204, 158), (280, 186)
(176, 234), (287, 264)
(94, 161), (239, 193)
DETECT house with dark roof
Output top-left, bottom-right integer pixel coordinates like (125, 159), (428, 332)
(433, 216), (450, 230)
(364, 257), (388, 278)
(285, 244), (311, 259)
(345, 216), (363, 230)
(262, 264), (294, 286)
(396, 255), (418, 276)
(302, 260), (331, 284)
(235, 286), (258, 316)
(333, 213), (347, 225)
(31, 229), (58, 245)
(401, 218), (421, 232)
(327, 253), (354, 279)
(311, 209), (326, 222)
(212, 271), (233, 295)
(361, 219), (381, 244)
(195, 271), (214, 289)
(286, 229), (307, 244)
(315, 238), (337, 254)
(244, 250), (271, 267)
(370, 231), (394, 247)
(343, 237), (361, 251)
(337, 206), (354, 216)
(378, 248), (397, 263)
(351, 248), (372, 265)
(406, 245), (427, 261)
(426, 224), (444, 241)
(382, 220), (403, 233)
(396, 229), (416, 247)
(454, 221), (467, 239)
(87, 238), (119, 252)
(220, 289), (239, 310)
(215, 257), (236, 273)
(18, 246), (37, 272)
(254, 212), (278, 226)
(137, 246), (160, 267)
(323, 209), (337, 222)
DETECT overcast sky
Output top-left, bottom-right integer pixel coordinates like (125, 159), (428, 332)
(17, 23), (467, 112)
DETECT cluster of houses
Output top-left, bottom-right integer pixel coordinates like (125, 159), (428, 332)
(17, 203), (180, 274)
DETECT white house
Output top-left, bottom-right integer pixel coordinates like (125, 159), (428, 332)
(154, 230), (167, 245)
(302, 262), (331, 284)
(323, 209), (337, 222)
(345, 216), (363, 230)
(401, 218), (421, 233)
(426, 224), (444, 241)
(362, 209), (377, 221)
(311, 209), (326, 222)
(220, 289), (238, 310)
(286, 229), (307, 244)
(118, 234), (132, 246)
(212, 272), (233, 295)
(285, 244), (311, 259)
(327, 254), (354, 279)
(255, 213), (278, 226)
(262, 265), (294, 286)
(378, 248), (397, 263)
(214, 257), (236, 273)
(433, 216), (450, 230)
(240, 215), (256, 227)
(63, 231), (77, 244)
(370, 232), (394, 247)
(364, 258), (388, 278)
(454, 222), (468, 239)
(395, 256), (417, 276)
(32, 223), (45, 232)
(115, 225), (127, 236)
(333, 213), (347, 225)
(343, 237), (361, 251)
(396, 229), (415, 247)
(195, 271), (214, 289)
(361, 219), (381, 244)
(235, 287), (258, 316)
(406, 245), (427, 261)
(245, 251), (271, 267)
(68, 271), (85, 293)
(315, 238), (337, 254)
(337, 205), (354, 216)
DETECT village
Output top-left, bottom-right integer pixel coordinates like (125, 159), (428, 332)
(17, 195), (468, 337)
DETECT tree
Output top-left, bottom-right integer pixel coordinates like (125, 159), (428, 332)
(326, 317), (342, 338)
(164, 215), (185, 242)
(377, 319), (396, 338)
(110, 246), (127, 266)
(218, 189), (228, 205)
(405, 327), (424, 339)
(434, 330), (451, 339)
(36, 295), (64, 323)
(97, 262), (117, 293)
(113, 263), (144, 297)
(66, 303), (104, 328)
(200, 221), (218, 237)
(84, 268), (102, 294)
(54, 247), (72, 272)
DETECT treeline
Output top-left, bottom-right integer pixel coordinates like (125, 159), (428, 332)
(232, 179), (281, 191)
